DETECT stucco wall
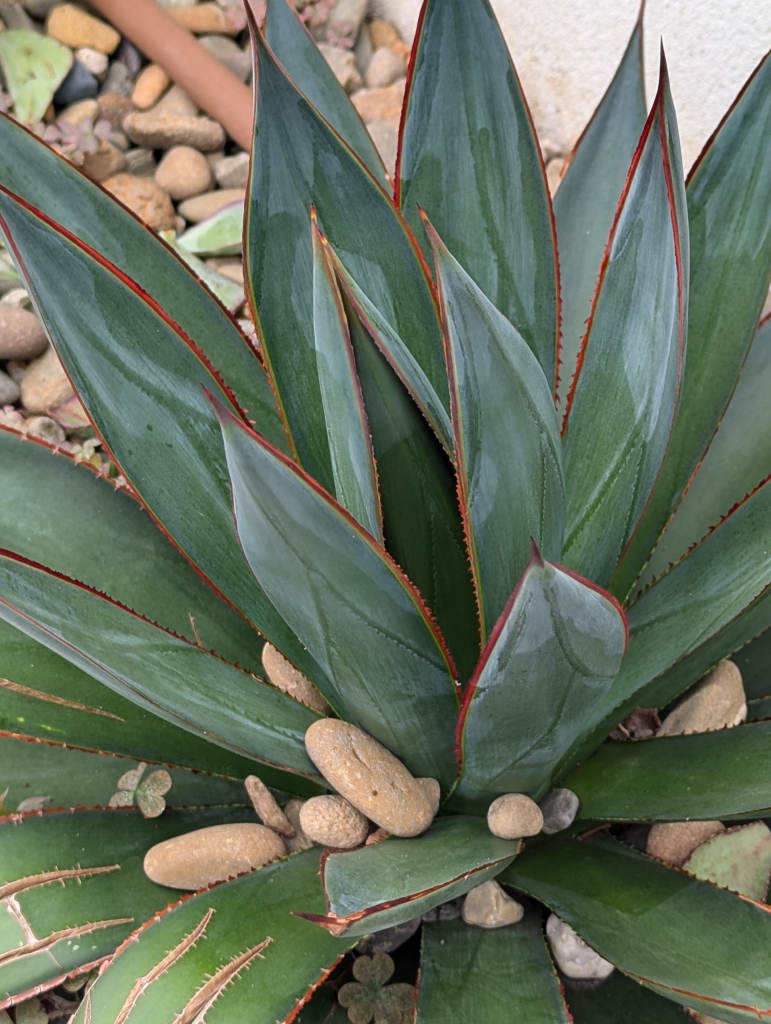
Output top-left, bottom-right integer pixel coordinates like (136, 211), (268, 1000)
(369, 0), (771, 170)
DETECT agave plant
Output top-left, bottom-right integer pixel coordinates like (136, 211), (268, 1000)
(2, 0), (771, 1019)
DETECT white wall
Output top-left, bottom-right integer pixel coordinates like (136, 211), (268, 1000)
(370, 0), (771, 171)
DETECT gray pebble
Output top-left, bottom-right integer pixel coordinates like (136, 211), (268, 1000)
(24, 415), (66, 444)
(199, 35), (251, 82)
(0, 369), (20, 405)
(115, 38), (144, 78)
(539, 788), (579, 835)
(54, 61), (99, 106)
(356, 917), (422, 955)
(422, 898), (461, 923)
(125, 148), (157, 178)
(213, 151), (250, 190)
(100, 61), (134, 99)
(0, 1), (35, 30)
(21, 0), (59, 18)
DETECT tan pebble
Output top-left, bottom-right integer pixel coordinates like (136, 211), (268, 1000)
(123, 111), (225, 152)
(58, 98), (98, 127)
(461, 880), (524, 929)
(304, 719), (434, 838)
(21, 348), (74, 414)
(24, 415), (65, 444)
(205, 258), (244, 286)
(299, 795), (369, 849)
(151, 84), (199, 119)
(546, 157), (565, 197)
(143, 823), (286, 890)
(368, 19), (401, 49)
(97, 92), (134, 130)
(365, 47), (406, 89)
(487, 793), (543, 840)
(102, 173), (176, 231)
(178, 189), (246, 224)
(81, 141), (127, 182)
(132, 65), (170, 111)
(318, 43), (362, 94)
(416, 778), (441, 817)
(244, 775), (294, 836)
(546, 914), (614, 979)
(351, 80), (405, 121)
(283, 798), (315, 853)
(366, 118), (398, 177)
(262, 643), (332, 715)
(155, 146), (212, 201)
(169, 3), (238, 35)
(658, 662), (746, 736)
(74, 46), (108, 79)
(46, 4), (119, 54)
(646, 821), (725, 867)
(0, 307), (48, 361)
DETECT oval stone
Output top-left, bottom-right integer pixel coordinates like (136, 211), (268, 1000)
(143, 823), (286, 890)
(304, 720), (434, 837)
(299, 795), (369, 849)
(487, 793), (543, 840)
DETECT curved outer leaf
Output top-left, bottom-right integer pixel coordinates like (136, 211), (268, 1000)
(245, 28), (446, 489)
(344, 292), (480, 685)
(397, 0), (559, 389)
(0, 186), (323, 685)
(0, 617), (322, 796)
(643, 314), (771, 586)
(455, 548), (627, 805)
(0, 735), (246, 812)
(0, 807), (250, 1009)
(265, 0), (386, 185)
(565, 721), (771, 822)
(430, 223), (565, 639)
(503, 834), (771, 1023)
(312, 218), (382, 541)
(554, 11), (647, 413)
(0, 115), (282, 442)
(0, 550), (322, 779)
(565, 967), (691, 1023)
(733, 624), (771, 699)
(76, 849), (351, 1024)
(301, 817), (520, 938)
(215, 402), (460, 788)
(616, 47), (771, 594)
(416, 908), (570, 1024)
(0, 427), (263, 672)
(562, 63), (688, 590)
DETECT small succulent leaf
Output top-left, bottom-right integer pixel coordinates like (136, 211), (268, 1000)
(564, 720), (771, 822)
(246, 29), (446, 486)
(0, 550), (323, 779)
(115, 763), (146, 793)
(0, 736), (245, 814)
(0, 427), (266, 671)
(215, 401), (459, 787)
(503, 834), (771, 1022)
(554, 12), (647, 413)
(177, 200), (244, 257)
(429, 223), (565, 639)
(416, 908), (570, 1024)
(330, 252), (452, 455)
(0, 617), (322, 796)
(373, 983), (414, 1024)
(683, 822), (771, 901)
(398, 0), (559, 389)
(456, 550), (627, 804)
(643, 314), (771, 588)
(134, 770), (173, 819)
(0, 187), (323, 684)
(303, 817), (519, 937)
(265, 0), (386, 184)
(565, 968), (691, 1023)
(0, 117), (282, 445)
(562, 62), (688, 591)
(73, 849), (351, 1024)
(14, 998), (47, 1024)
(616, 47), (771, 594)
(0, 31), (72, 125)
(344, 294), (480, 685)
(353, 952), (395, 988)
(0, 807), (248, 1007)
(312, 218), (383, 540)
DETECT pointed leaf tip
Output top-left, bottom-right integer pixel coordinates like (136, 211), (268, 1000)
(529, 538), (546, 567)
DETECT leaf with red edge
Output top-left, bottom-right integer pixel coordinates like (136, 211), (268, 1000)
(214, 399), (460, 788)
(561, 56), (688, 592)
(0, 184), (324, 687)
(299, 816), (519, 938)
(454, 546), (627, 809)
(397, 0), (559, 390)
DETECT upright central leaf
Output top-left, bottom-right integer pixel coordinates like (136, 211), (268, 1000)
(397, 0), (559, 389)
(561, 62), (688, 590)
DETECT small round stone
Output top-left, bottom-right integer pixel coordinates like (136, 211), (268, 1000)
(81, 141), (127, 182)
(539, 788), (579, 835)
(21, 347), (74, 414)
(416, 778), (441, 817)
(123, 111), (226, 152)
(0, 369), (20, 405)
(365, 47), (406, 89)
(461, 880), (524, 929)
(58, 98), (99, 127)
(24, 415), (66, 444)
(546, 914), (614, 979)
(487, 793), (543, 840)
(283, 798), (316, 854)
(102, 173), (176, 231)
(658, 661), (746, 736)
(646, 821), (725, 867)
(131, 64), (170, 111)
(155, 146), (212, 201)
(47, 4), (120, 54)
(213, 151), (250, 190)
(178, 189), (246, 224)
(299, 795), (369, 849)
(143, 823), (286, 890)
(74, 46), (108, 80)
(168, 2), (238, 35)
(0, 307), (48, 360)
(262, 643), (332, 715)
(97, 92), (134, 130)
(54, 61), (99, 106)
(304, 719), (434, 837)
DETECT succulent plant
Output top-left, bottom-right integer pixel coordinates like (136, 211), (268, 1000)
(1, 0), (771, 1020)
